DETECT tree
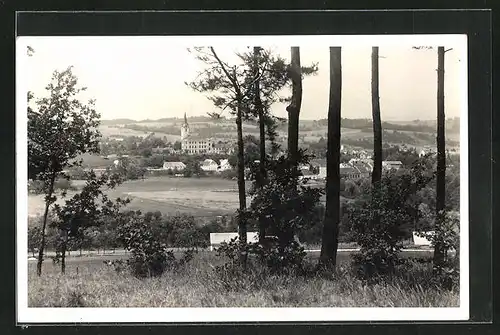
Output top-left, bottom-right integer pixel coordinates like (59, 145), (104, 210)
(286, 47), (303, 170)
(319, 47), (342, 268)
(370, 46), (384, 251)
(28, 226), (42, 257)
(52, 170), (128, 274)
(28, 67), (101, 276)
(434, 46), (447, 267)
(183, 160), (203, 178)
(246, 151), (323, 270)
(173, 140), (182, 151)
(371, 47), (383, 185)
(413, 45), (452, 269)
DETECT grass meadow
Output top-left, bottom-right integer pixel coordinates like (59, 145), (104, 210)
(27, 176), (458, 308)
(28, 251), (459, 308)
(28, 176), (331, 220)
(28, 177), (252, 219)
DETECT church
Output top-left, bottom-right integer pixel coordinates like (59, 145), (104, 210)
(180, 113), (234, 155)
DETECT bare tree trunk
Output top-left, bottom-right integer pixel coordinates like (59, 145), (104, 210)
(254, 46), (267, 245)
(36, 171), (56, 277)
(286, 47), (303, 168)
(370, 47), (383, 235)
(434, 46), (446, 267)
(60, 230), (67, 275)
(236, 102), (247, 267)
(371, 47), (383, 185)
(319, 47), (342, 269)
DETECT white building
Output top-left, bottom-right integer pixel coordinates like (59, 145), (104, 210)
(218, 159), (232, 172)
(163, 161), (186, 171)
(180, 113), (235, 155)
(209, 232), (259, 251)
(382, 160), (403, 171)
(200, 159), (219, 172)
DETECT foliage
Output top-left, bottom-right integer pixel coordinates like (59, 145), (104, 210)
(346, 159), (435, 279)
(50, 169), (130, 272)
(417, 209), (460, 289)
(28, 226), (43, 257)
(114, 158), (147, 180)
(28, 66), (103, 276)
(183, 160), (204, 178)
(173, 141), (182, 150)
(344, 179), (360, 198)
(116, 211), (199, 278)
(244, 150), (323, 270)
(28, 66), (101, 184)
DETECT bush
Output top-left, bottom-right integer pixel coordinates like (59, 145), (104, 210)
(245, 150), (324, 270)
(347, 160), (434, 280)
(417, 209), (460, 290)
(28, 180), (45, 194)
(117, 211), (198, 278)
(54, 178), (77, 191)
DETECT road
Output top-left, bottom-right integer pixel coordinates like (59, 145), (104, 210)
(27, 247), (435, 261)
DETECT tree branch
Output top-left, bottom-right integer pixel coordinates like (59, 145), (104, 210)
(209, 47), (242, 96)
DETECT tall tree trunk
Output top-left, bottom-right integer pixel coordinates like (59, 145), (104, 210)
(286, 47), (302, 168)
(236, 102), (248, 267)
(370, 47), (383, 235)
(60, 229), (68, 274)
(434, 46), (447, 267)
(36, 170), (57, 277)
(254, 46), (268, 244)
(371, 47), (382, 185)
(319, 47), (342, 269)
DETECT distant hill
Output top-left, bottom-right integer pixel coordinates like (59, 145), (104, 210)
(100, 118), (138, 125)
(101, 116), (222, 125)
(98, 116), (460, 148)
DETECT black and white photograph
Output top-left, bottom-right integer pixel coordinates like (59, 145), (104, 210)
(17, 33), (469, 322)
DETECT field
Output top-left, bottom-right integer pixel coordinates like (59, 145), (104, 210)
(28, 177), (256, 218)
(99, 125), (181, 142)
(28, 251), (458, 308)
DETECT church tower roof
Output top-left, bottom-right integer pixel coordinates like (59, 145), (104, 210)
(184, 112), (188, 125)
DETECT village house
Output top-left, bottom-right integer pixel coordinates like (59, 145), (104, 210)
(200, 159), (219, 172)
(162, 161), (186, 171)
(218, 159), (232, 172)
(349, 159), (373, 178)
(382, 160), (403, 171)
(340, 164), (362, 180)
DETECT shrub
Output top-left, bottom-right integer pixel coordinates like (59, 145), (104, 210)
(54, 178), (77, 191)
(28, 226), (42, 257)
(246, 150), (324, 271)
(117, 211), (198, 278)
(117, 210), (170, 277)
(347, 160), (434, 280)
(417, 209), (460, 290)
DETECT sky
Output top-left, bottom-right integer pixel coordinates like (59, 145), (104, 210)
(18, 36), (467, 121)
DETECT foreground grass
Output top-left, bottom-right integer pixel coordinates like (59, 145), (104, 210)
(28, 252), (459, 308)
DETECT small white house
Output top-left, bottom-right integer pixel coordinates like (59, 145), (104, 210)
(209, 232), (259, 251)
(200, 159), (219, 172)
(412, 231), (434, 246)
(218, 159), (232, 172)
(382, 160), (403, 171)
(163, 161), (186, 171)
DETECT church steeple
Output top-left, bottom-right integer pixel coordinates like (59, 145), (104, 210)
(181, 112), (190, 141)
